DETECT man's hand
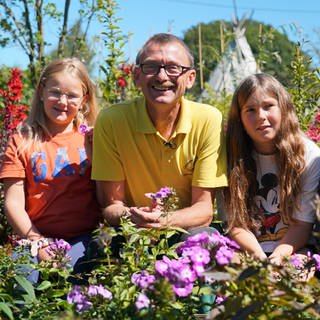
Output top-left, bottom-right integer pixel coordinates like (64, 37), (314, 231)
(129, 206), (162, 227)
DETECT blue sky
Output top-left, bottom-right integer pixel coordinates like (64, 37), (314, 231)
(0, 0), (319, 74)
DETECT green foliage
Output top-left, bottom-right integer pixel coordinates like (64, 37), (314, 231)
(0, 1), (101, 86)
(0, 219), (319, 319)
(199, 83), (232, 121)
(97, 0), (140, 106)
(287, 42), (320, 131)
(48, 20), (97, 75)
(207, 257), (320, 319)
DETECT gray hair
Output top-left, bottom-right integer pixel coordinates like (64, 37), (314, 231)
(135, 33), (194, 67)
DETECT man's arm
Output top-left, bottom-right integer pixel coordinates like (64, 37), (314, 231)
(96, 180), (129, 226)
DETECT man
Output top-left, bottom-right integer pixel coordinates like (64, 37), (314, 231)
(92, 33), (227, 231)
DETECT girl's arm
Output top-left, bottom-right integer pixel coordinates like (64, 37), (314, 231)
(269, 219), (313, 265)
(3, 178), (53, 261)
(3, 178), (42, 240)
(229, 227), (267, 260)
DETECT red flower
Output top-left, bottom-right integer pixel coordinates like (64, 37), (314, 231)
(118, 76), (127, 87)
(0, 68), (28, 158)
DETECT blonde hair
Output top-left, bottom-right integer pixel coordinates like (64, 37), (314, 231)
(225, 73), (305, 233)
(18, 57), (97, 149)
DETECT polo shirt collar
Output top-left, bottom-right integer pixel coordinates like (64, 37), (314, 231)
(136, 96), (192, 134)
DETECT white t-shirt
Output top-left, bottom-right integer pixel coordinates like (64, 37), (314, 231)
(253, 137), (320, 253)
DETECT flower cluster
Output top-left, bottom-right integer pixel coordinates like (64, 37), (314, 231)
(117, 63), (134, 88)
(0, 69), (28, 158)
(78, 123), (89, 134)
(306, 111), (320, 145)
(131, 270), (156, 310)
(131, 270), (156, 290)
(177, 231), (240, 266)
(145, 186), (179, 213)
(48, 238), (71, 268)
(154, 231), (239, 297)
(67, 284), (112, 312)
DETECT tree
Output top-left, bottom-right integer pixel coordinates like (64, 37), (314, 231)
(49, 19), (97, 74)
(183, 20), (297, 96)
(0, 0), (100, 86)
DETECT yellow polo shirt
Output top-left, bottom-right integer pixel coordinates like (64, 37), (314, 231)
(92, 96), (227, 208)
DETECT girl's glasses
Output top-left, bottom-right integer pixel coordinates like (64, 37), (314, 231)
(46, 88), (84, 105)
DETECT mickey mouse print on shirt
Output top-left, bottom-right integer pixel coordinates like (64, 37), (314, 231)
(253, 153), (289, 243)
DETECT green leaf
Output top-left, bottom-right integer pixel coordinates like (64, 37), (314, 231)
(0, 302), (14, 320)
(36, 280), (51, 291)
(14, 275), (36, 301)
(237, 266), (260, 281)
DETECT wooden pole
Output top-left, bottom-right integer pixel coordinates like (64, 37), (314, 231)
(198, 24), (203, 91)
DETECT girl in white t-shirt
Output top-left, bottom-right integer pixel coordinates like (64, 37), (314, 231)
(224, 73), (320, 265)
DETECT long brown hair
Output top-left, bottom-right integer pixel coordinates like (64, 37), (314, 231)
(225, 73), (305, 233)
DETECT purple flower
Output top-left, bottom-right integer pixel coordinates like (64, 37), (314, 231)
(87, 285), (112, 299)
(209, 231), (240, 250)
(50, 239), (71, 252)
(290, 254), (304, 269)
(131, 270), (156, 289)
(215, 246), (234, 265)
(135, 293), (150, 310)
(172, 282), (193, 297)
(313, 254), (320, 271)
(215, 296), (226, 304)
(179, 264), (196, 283)
(192, 263), (205, 276)
(67, 286), (92, 312)
(67, 286), (83, 304)
(189, 247), (211, 265)
(155, 260), (169, 277)
(79, 123), (89, 134)
(76, 297), (92, 312)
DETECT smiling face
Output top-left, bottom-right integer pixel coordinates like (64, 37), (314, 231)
(134, 41), (196, 111)
(40, 70), (85, 134)
(240, 88), (282, 154)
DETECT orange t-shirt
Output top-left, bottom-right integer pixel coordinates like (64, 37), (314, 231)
(0, 131), (101, 240)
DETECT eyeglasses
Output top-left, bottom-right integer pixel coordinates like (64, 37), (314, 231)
(138, 64), (193, 76)
(46, 88), (84, 105)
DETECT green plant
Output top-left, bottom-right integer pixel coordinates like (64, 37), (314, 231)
(288, 41), (320, 131)
(97, 0), (140, 106)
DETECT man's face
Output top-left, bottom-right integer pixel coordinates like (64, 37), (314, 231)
(134, 41), (196, 110)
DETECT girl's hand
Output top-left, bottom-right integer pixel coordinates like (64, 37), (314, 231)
(37, 246), (55, 262)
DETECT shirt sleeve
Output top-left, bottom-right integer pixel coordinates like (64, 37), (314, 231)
(192, 108), (228, 188)
(91, 108), (125, 181)
(293, 140), (320, 223)
(0, 134), (26, 181)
